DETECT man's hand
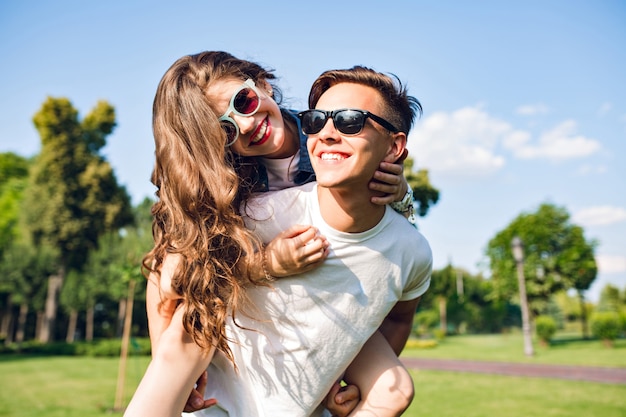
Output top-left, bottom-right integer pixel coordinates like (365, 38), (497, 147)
(324, 381), (360, 417)
(182, 370), (218, 413)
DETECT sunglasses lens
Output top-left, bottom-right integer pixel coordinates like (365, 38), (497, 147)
(220, 120), (238, 146)
(233, 88), (259, 115)
(302, 110), (328, 134)
(335, 110), (365, 135)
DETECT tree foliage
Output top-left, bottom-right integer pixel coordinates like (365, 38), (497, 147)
(418, 265), (519, 334)
(0, 153), (30, 257)
(597, 285), (623, 313)
(17, 97), (133, 342)
(23, 97), (133, 270)
(404, 157), (440, 217)
(430, 263), (458, 333)
(485, 202), (598, 317)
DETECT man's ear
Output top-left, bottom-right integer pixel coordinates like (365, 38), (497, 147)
(383, 132), (407, 163)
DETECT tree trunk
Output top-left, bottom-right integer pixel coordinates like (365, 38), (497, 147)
(1, 295), (14, 345)
(35, 311), (44, 340)
(438, 297), (447, 334)
(116, 298), (127, 338)
(15, 303), (29, 343)
(66, 309), (78, 343)
(85, 304), (94, 341)
(578, 291), (589, 339)
(515, 258), (534, 357)
(39, 268), (64, 343)
(114, 280), (136, 411)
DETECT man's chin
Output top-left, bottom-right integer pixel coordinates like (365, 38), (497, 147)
(314, 172), (343, 187)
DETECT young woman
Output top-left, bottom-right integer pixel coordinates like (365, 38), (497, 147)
(126, 51), (416, 417)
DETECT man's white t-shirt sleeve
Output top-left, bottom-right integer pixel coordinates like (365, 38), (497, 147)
(400, 233), (433, 302)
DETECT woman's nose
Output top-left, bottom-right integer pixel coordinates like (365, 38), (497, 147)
(232, 114), (256, 135)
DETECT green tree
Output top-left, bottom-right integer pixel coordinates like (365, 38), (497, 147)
(485, 203), (597, 336)
(597, 284), (622, 313)
(559, 226), (597, 338)
(0, 152), (30, 258)
(404, 157), (440, 217)
(22, 97), (133, 342)
(0, 242), (58, 344)
(67, 197), (153, 341)
(0, 152), (32, 341)
(59, 269), (85, 343)
(109, 198), (153, 337)
(417, 266), (515, 335)
(430, 263), (458, 334)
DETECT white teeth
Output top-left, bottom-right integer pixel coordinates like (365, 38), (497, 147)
(320, 153), (345, 161)
(251, 119), (267, 144)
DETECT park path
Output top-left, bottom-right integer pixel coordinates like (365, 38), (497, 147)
(400, 357), (626, 385)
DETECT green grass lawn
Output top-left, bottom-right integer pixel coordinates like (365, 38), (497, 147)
(404, 369), (626, 417)
(403, 333), (626, 367)
(0, 334), (624, 416)
(0, 355), (147, 417)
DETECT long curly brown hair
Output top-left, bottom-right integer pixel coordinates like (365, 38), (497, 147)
(143, 51), (277, 363)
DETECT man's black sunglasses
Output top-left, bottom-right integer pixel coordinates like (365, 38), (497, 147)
(298, 109), (400, 136)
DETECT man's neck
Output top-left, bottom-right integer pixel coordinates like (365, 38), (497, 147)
(316, 185), (386, 233)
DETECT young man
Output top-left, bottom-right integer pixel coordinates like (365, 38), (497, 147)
(192, 66), (432, 416)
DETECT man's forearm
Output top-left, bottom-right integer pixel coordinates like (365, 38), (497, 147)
(378, 317), (413, 356)
(378, 297), (421, 355)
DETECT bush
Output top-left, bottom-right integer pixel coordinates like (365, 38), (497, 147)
(16, 341), (80, 355)
(433, 328), (446, 341)
(405, 339), (438, 349)
(80, 338), (151, 357)
(414, 310), (439, 336)
(619, 313), (626, 335)
(590, 312), (621, 346)
(535, 315), (557, 345)
(0, 337), (152, 357)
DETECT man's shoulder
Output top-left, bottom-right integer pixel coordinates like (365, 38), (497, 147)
(384, 208), (432, 256)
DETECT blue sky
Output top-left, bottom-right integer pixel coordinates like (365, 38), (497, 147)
(1, 1), (624, 302)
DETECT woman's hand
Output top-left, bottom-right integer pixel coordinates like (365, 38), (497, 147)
(263, 224), (329, 279)
(182, 370), (218, 413)
(369, 157), (409, 206)
(324, 381), (360, 417)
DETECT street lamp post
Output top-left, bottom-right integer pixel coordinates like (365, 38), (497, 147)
(511, 236), (534, 357)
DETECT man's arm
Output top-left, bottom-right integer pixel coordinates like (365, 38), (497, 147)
(378, 297), (421, 355)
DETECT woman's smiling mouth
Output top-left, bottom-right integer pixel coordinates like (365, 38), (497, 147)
(249, 117), (271, 146)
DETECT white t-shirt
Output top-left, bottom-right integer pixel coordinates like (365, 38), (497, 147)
(191, 182), (432, 417)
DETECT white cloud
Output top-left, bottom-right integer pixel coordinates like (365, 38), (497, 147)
(572, 206), (626, 227)
(516, 103), (549, 116)
(408, 106), (510, 179)
(596, 254), (626, 274)
(409, 107), (602, 181)
(507, 120), (601, 161)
